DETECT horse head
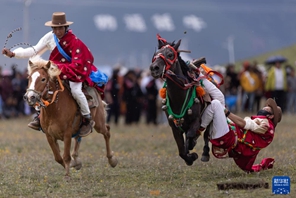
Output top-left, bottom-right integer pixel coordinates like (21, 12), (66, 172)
(23, 56), (61, 107)
(150, 36), (182, 79)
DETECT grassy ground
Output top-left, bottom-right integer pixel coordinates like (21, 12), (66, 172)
(0, 114), (295, 198)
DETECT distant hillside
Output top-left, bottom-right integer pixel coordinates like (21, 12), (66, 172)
(235, 44), (296, 69)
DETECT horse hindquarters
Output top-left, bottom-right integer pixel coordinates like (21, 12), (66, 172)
(45, 133), (65, 168)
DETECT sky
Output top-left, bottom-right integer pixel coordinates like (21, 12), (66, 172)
(1, 0), (296, 72)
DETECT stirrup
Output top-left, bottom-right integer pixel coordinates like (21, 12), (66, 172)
(28, 120), (41, 131)
(79, 120), (95, 137)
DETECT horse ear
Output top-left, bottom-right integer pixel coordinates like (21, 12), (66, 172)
(45, 61), (51, 69)
(28, 60), (34, 67)
(173, 39), (181, 51)
(157, 33), (167, 49)
(158, 40), (166, 49)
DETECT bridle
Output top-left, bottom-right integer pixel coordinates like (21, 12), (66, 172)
(26, 70), (64, 108)
(152, 44), (204, 90)
(152, 44), (178, 78)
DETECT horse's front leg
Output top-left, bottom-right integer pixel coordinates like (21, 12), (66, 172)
(171, 127), (198, 166)
(186, 119), (210, 162)
(45, 133), (65, 168)
(63, 133), (72, 181)
(70, 137), (82, 170)
(185, 120), (201, 151)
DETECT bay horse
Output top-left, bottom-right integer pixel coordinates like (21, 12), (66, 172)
(23, 56), (118, 180)
(149, 35), (210, 166)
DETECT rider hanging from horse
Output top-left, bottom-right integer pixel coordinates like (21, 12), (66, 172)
(2, 12), (107, 137)
(154, 34), (282, 172)
(186, 56), (282, 172)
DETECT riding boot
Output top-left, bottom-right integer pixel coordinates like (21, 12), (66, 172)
(79, 114), (95, 137)
(28, 113), (41, 131)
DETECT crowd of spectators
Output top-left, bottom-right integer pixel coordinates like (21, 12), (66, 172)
(223, 59), (294, 114)
(0, 65), (32, 119)
(1, 58), (295, 124)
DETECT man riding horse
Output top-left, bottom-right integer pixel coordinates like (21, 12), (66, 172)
(2, 12), (98, 137)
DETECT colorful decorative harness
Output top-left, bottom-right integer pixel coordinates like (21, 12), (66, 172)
(153, 45), (204, 128)
(163, 81), (197, 119)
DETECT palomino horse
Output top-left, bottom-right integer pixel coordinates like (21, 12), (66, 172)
(149, 35), (210, 166)
(23, 56), (118, 180)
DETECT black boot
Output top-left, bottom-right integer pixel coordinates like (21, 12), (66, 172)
(28, 115), (41, 131)
(79, 114), (95, 137)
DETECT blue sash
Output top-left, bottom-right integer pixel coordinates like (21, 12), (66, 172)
(53, 34), (71, 62)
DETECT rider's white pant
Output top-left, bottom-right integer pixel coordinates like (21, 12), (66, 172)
(200, 99), (229, 139)
(69, 81), (90, 116)
(201, 74), (225, 106)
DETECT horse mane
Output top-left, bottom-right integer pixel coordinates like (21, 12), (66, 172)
(28, 56), (61, 78)
(177, 55), (190, 78)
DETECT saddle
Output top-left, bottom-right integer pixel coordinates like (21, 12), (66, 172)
(82, 86), (100, 109)
(63, 81), (100, 109)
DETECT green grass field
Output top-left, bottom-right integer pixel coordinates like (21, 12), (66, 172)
(0, 114), (295, 198)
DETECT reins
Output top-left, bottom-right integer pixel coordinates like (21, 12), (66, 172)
(164, 61), (224, 90)
(41, 75), (64, 107)
(164, 70), (209, 90)
(154, 44), (220, 89)
(29, 75), (64, 108)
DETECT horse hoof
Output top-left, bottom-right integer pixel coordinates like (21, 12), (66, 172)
(185, 153), (198, 166)
(64, 175), (71, 182)
(201, 155), (210, 162)
(70, 159), (82, 170)
(108, 157), (118, 168)
(73, 163), (82, 170)
(185, 160), (194, 166)
(191, 152), (198, 161)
